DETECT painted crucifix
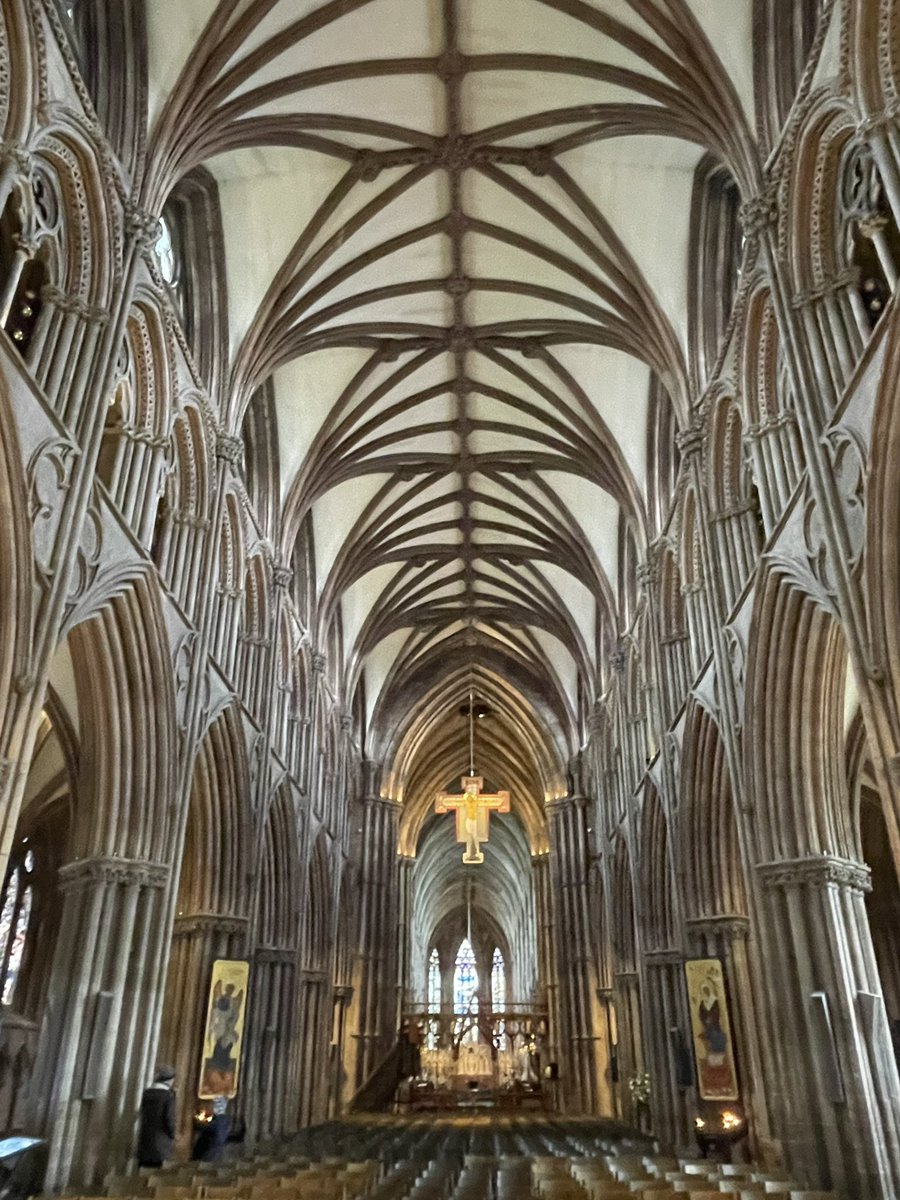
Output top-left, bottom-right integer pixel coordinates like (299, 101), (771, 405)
(435, 776), (510, 864)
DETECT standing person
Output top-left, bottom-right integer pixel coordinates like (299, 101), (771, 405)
(191, 1096), (230, 1163)
(136, 1066), (177, 1168)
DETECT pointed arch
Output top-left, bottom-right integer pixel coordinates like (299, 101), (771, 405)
(680, 702), (748, 921)
(66, 573), (177, 863)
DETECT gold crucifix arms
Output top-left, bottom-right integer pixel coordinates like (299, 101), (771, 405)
(435, 776), (510, 864)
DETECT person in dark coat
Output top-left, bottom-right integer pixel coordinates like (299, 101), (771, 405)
(136, 1066), (177, 1168)
(191, 1096), (230, 1163)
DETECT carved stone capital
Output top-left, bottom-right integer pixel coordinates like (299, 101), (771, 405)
(756, 855), (871, 893)
(273, 564), (293, 590)
(1, 142), (34, 178)
(685, 914), (750, 943)
(739, 183), (779, 236)
(312, 652), (327, 675)
(643, 947), (683, 966)
(333, 985), (353, 1002)
(125, 203), (161, 252)
(255, 947), (296, 965)
(675, 423), (705, 460)
(58, 856), (169, 892)
(174, 912), (249, 937)
(215, 433), (244, 467)
(636, 559), (658, 590)
(609, 646), (627, 674)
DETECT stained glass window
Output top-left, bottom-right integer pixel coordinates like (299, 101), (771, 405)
(453, 938), (478, 1043)
(2, 886), (31, 1006)
(491, 947), (505, 1011)
(155, 214), (179, 287)
(0, 854), (35, 1009)
(427, 948), (440, 1012)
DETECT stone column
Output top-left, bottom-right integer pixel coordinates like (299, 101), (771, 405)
(28, 856), (170, 1187)
(547, 795), (610, 1114)
(0, 207), (158, 885)
(531, 852), (558, 1093)
(296, 970), (330, 1128)
(158, 913), (249, 1148)
(641, 948), (692, 1150)
(612, 969), (644, 1125)
(684, 915), (770, 1157)
(754, 855), (900, 1197)
(241, 947), (299, 1142)
(348, 778), (401, 1092)
(329, 985), (352, 1117)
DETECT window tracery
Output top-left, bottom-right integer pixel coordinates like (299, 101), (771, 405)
(453, 937), (478, 1044)
(0, 847), (35, 1009)
(491, 947), (505, 1011)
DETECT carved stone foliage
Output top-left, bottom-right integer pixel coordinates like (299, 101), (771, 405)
(756, 854), (872, 893)
(58, 856), (169, 892)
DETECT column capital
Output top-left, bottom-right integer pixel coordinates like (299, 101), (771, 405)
(125, 202), (161, 252)
(255, 946), (296, 964)
(675, 422), (705, 460)
(643, 947), (683, 966)
(173, 912), (249, 936)
(739, 182), (779, 236)
(58, 856), (169, 891)
(685, 914), (750, 942)
(756, 854), (871, 893)
(273, 563), (293, 590)
(215, 432), (244, 467)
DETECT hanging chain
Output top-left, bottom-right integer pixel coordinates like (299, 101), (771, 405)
(468, 687), (475, 776)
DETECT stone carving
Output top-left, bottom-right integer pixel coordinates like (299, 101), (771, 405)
(28, 437), (79, 582)
(58, 857), (169, 891)
(172, 913), (249, 937)
(756, 855), (872, 893)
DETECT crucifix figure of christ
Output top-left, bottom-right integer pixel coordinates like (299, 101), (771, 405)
(435, 776), (510, 864)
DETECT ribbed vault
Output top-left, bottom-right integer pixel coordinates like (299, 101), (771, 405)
(141, 0), (758, 769)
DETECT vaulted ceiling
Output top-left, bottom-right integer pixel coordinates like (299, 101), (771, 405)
(142, 0), (759, 830)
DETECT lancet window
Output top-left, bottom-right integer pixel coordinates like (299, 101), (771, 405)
(0, 848), (35, 1008)
(453, 938), (478, 1043)
(689, 158), (744, 387)
(491, 948), (505, 1011)
(155, 210), (188, 326)
(427, 948), (440, 1012)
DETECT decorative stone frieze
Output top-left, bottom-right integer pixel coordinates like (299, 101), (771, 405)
(58, 856), (169, 891)
(255, 947), (296, 964)
(756, 855), (872, 893)
(685, 914), (750, 941)
(173, 913), (249, 936)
